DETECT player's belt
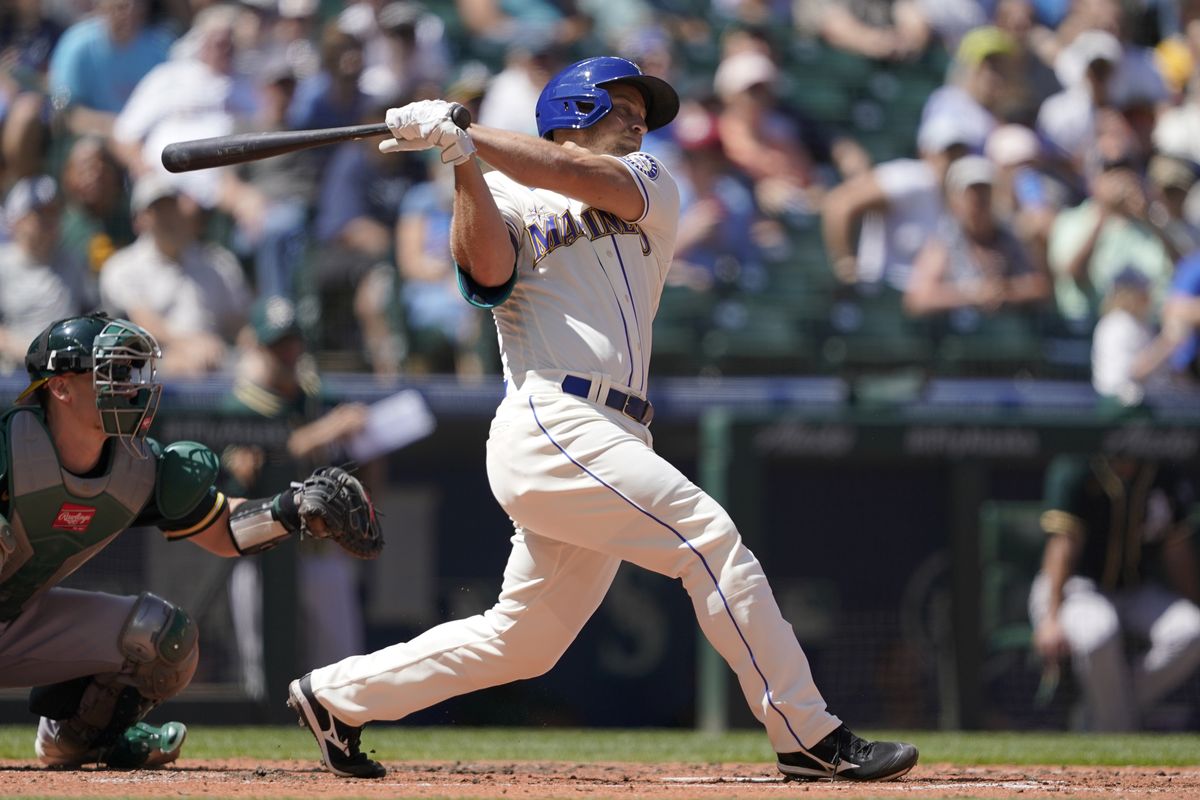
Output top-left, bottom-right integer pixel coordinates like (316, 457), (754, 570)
(561, 375), (654, 426)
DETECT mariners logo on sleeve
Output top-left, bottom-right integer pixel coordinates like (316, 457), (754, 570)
(621, 152), (660, 181)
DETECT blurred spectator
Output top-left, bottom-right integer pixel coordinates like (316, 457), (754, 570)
(0, 0), (62, 187)
(987, 123), (1086, 274)
(1048, 116), (1176, 323)
(356, 1), (451, 104)
(920, 26), (1017, 153)
(1147, 154), (1200, 256)
(453, 0), (588, 51)
(1091, 266), (1180, 404)
(222, 296), (369, 694)
(905, 155), (1050, 317)
(793, 0), (931, 61)
(224, 60), (317, 299)
(0, 175), (87, 369)
(669, 103), (764, 292)
(48, 0), (173, 140)
(1030, 453), (1200, 731)
(395, 160), (484, 375)
(57, 136), (134, 280)
(1054, 0), (1168, 114)
(993, 0), (1062, 125)
(111, 3), (258, 207)
(478, 39), (565, 137)
(99, 174), (251, 375)
(1037, 30), (1122, 166)
(821, 114), (978, 290)
(228, 0), (319, 82)
(1163, 245), (1200, 381)
(713, 49), (824, 218)
(577, 0), (654, 51)
(288, 23), (368, 155)
(310, 123), (424, 374)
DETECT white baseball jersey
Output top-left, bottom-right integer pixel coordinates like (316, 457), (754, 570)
(308, 146), (841, 757)
(465, 152), (680, 394)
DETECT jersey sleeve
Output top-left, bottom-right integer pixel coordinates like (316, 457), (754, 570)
(1040, 455), (1088, 539)
(612, 152), (680, 239)
(135, 440), (229, 540)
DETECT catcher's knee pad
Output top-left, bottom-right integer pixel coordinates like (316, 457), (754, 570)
(29, 593), (198, 762)
(119, 591), (199, 701)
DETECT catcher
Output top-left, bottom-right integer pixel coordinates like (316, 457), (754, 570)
(0, 312), (382, 768)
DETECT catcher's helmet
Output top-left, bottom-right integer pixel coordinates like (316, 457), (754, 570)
(19, 312), (163, 456)
(535, 56), (679, 139)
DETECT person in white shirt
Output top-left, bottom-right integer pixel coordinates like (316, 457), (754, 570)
(283, 56), (919, 784)
(822, 114), (981, 290)
(100, 175), (250, 375)
(1091, 266), (1180, 405)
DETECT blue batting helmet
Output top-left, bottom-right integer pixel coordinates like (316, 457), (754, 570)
(535, 56), (679, 139)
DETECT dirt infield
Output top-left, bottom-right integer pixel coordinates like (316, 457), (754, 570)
(2, 760), (1199, 798)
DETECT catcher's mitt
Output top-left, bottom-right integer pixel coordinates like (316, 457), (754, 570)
(297, 466), (383, 559)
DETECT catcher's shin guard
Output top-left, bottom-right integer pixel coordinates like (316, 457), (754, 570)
(30, 593), (198, 766)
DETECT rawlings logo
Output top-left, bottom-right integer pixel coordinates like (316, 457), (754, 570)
(622, 152), (659, 180)
(53, 503), (97, 532)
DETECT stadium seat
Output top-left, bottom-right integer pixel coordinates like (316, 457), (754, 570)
(935, 313), (1045, 377)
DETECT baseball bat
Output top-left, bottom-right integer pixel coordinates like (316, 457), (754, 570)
(161, 103), (472, 173)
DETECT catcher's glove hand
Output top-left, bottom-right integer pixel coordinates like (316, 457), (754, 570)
(297, 466), (383, 559)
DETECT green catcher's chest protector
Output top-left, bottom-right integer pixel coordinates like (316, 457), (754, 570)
(0, 407), (156, 621)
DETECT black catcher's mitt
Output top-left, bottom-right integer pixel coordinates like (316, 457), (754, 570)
(297, 466), (383, 559)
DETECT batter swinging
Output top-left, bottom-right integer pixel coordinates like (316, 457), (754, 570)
(288, 57), (919, 782)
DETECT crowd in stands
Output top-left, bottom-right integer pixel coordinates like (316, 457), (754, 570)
(6, 0), (1200, 405)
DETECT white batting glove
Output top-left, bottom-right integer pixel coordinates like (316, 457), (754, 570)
(428, 119), (476, 165)
(385, 99), (455, 143)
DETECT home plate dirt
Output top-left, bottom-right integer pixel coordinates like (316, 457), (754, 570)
(1, 760), (1198, 797)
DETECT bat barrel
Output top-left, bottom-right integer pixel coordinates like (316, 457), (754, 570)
(161, 123), (392, 173)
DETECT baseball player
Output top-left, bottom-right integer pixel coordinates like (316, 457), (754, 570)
(0, 312), (381, 769)
(1031, 454), (1200, 730)
(288, 57), (919, 782)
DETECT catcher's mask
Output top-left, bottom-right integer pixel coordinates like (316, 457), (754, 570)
(19, 312), (163, 458)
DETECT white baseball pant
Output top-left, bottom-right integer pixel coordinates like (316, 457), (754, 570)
(1030, 573), (1200, 730)
(310, 372), (841, 752)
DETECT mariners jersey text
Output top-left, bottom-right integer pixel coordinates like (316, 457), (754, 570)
(526, 207), (652, 265)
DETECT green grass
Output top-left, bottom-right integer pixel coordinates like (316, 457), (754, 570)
(1, 726), (1198, 766)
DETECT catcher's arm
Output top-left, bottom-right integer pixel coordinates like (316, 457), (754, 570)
(225, 465), (384, 559)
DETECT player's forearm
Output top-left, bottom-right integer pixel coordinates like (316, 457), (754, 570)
(468, 125), (640, 218)
(1040, 535), (1075, 615)
(451, 160), (515, 286)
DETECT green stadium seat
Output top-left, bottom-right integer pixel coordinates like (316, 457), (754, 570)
(819, 288), (934, 370)
(935, 313), (1045, 377)
(702, 298), (813, 374)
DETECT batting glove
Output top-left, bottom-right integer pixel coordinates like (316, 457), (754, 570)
(385, 99), (454, 142)
(429, 119), (476, 165)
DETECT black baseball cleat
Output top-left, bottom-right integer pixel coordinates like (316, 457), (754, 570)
(287, 674), (386, 779)
(777, 724), (918, 781)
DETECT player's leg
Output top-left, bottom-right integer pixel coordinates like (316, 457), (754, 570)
(0, 588), (197, 767)
(488, 394), (914, 779)
(291, 531), (619, 776)
(1116, 585), (1200, 713)
(1030, 574), (1136, 730)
